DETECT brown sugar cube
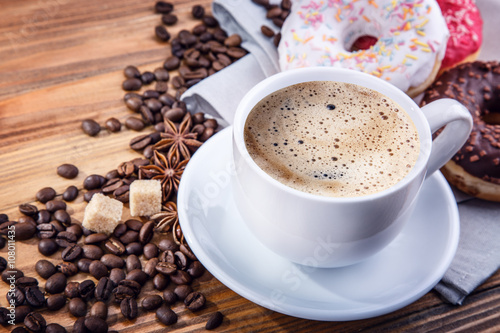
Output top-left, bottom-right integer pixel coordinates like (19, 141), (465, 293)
(129, 180), (162, 217)
(82, 193), (123, 234)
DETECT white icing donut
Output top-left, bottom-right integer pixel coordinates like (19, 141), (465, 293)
(278, 0), (450, 94)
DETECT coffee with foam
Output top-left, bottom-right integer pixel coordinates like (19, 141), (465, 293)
(244, 81), (420, 197)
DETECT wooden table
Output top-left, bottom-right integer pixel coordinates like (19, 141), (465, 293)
(1, 0), (499, 331)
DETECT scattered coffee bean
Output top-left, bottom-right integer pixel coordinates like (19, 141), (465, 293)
(57, 163), (79, 179)
(19, 203), (38, 216)
(156, 305), (177, 325)
(84, 232), (108, 244)
(184, 291), (206, 311)
(36, 187), (56, 203)
(25, 286), (46, 307)
(122, 78), (142, 91)
(77, 258), (93, 273)
(7, 287), (25, 306)
(46, 293), (67, 311)
(24, 312), (46, 333)
(206, 311), (224, 330)
(141, 71), (155, 84)
(81, 119), (101, 136)
(154, 67), (170, 81)
(154, 273), (170, 291)
(163, 56), (180, 70)
(14, 222), (36, 240)
(105, 117), (122, 132)
(62, 185), (79, 201)
(143, 243), (159, 259)
(174, 284), (193, 300)
(69, 297), (87, 317)
(89, 260), (108, 280)
(57, 262), (79, 277)
(121, 297), (138, 320)
(65, 281), (80, 299)
(79, 279), (96, 301)
(84, 316), (108, 333)
(125, 116), (145, 131)
(141, 294), (163, 311)
(95, 277), (115, 302)
(54, 209), (71, 226)
(36, 209), (51, 224)
(2, 268), (23, 283)
(126, 269), (148, 285)
(155, 25), (171, 42)
(55, 231), (77, 248)
(46, 323), (67, 333)
(45, 272), (67, 294)
(14, 305), (32, 324)
(162, 13), (178, 25)
(155, 1), (174, 14)
(192, 4), (205, 19)
(124, 65), (141, 79)
(35, 259), (57, 279)
(101, 254), (124, 269)
(46, 200), (66, 213)
(90, 301), (108, 320)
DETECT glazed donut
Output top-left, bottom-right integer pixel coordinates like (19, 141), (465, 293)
(437, 0), (483, 74)
(421, 61), (500, 201)
(277, 0), (450, 97)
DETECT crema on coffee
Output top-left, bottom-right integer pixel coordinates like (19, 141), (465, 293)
(244, 81), (420, 197)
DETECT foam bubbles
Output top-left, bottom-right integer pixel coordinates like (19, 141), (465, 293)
(244, 81), (420, 197)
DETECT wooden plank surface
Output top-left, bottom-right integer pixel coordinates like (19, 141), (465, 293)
(1, 0), (499, 332)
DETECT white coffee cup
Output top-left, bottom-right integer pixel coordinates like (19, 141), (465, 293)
(232, 67), (472, 268)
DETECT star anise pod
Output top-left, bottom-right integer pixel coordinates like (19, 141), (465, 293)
(150, 202), (178, 233)
(154, 113), (202, 162)
(139, 150), (188, 201)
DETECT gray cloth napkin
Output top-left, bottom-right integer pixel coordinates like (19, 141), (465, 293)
(181, 0), (500, 305)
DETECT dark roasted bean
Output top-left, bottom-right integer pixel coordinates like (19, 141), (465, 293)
(162, 289), (177, 305)
(141, 294), (163, 311)
(81, 119), (101, 136)
(108, 268), (126, 287)
(170, 270), (192, 285)
(19, 203), (38, 216)
(79, 279), (96, 301)
(144, 257), (159, 278)
(7, 287), (25, 306)
(45, 272), (67, 294)
(24, 312), (46, 333)
(187, 260), (205, 278)
(61, 244), (82, 261)
(14, 222), (36, 240)
(155, 25), (171, 42)
(163, 56), (180, 71)
(121, 297), (138, 320)
(125, 116), (145, 131)
(57, 262), (79, 277)
(154, 67), (170, 81)
(154, 273), (170, 291)
(57, 164), (79, 179)
(192, 4), (205, 19)
(104, 236), (126, 255)
(82, 244), (103, 260)
(65, 281), (80, 299)
(143, 243), (159, 259)
(95, 277), (115, 302)
(206, 311), (224, 330)
(105, 117), (122, 132)
(36, 259), (57, 279)
(36, 209), (51, 224)
(125, 96), (143, 112)
(155, 1), (174, 14)
(141, 71), (155, 84)
(125, 242), (142, 256)
(36, 187), (56, 203)
(158, 238), (179, 252)
(84, 316), (108, 333)
(126, 269), (148, 285)
(2, 268), (23, 283)
(125, 219), (143, 231)
(83, 174), (105, 191)
(124, 65), (141, 79)
(90, 301), (108, 320)
(14, 305), (31, 324)
(84, 233), (108, 244)
(130, 134), (151, 150)
(89, 260), (108, 279)
(66, 224), (83, 239)
(156, 305), (177, 325)
(174, 284), (193, 300)
(0, 256), (6, 272)
(63, 185), (79, 201)
(120, 230), (139, 244)
(46, 294), (67, 311)
(126, 254), (142, 272)
(25, 286), (46, 307)
(69, 297), (87, 317)
(16, 276), (38, 291)
(184, 291), (206, 311)
(156, 261), (176, 275)
(46, 323), (67, 333)
(101, 254), (124, 269)
(55, 231), (77, 248)
(77, 258), (93, 273)
(161, 13), (178, 26)
(122, 78), (142, 91)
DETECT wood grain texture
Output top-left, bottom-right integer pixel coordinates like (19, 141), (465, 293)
(0, 0), (499, 332)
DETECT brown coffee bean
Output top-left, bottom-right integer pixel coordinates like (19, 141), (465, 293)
(154, 273), (170, 291)
(156, 305), (177, 326)
(143, 243), (159, 259)
(126, 254), (142, 272)
(130, 134), (152, 150)
(206, 311), (224, 330)
(156, 261), (177, 275)
(121, 297), (138, 320)
(227, 46), (247, 59)
(46, 294), (66, 311)
(272, 17), (284, 27)
(65, 281), (80, 299)
(273, 32), (282, 47)
(170, 270), (192, 285)
(261, 25), (275, 37)
(191, 4), (205, 18)
(141, 71), (155, 84)
(162, 13), (178, 25)
(120, 230), (139, 244)
(46, 323), (67, 333)
(84, 233), (108, 244)
(68, 297), (87, 317)
(36, 259), (57, 279)
(57, 262), (78, 277)
(174, 284), (193, 300)
(105, 117), (122, 132)
(155, 25), (171, 42)
(90, 301), (108, 320)
(36, 187), (56, 203)
(95, 277), (115, 302)
(54, 209), (71, 226)
(108, 268), (126, 287)
(61, 244), (82, 261)
(16, 276), (38, 291)
(104, 236), (126, 255)
(200, 126), (215, 141)
(114, 185), (130, 203)
(82, 119), (101, 136)
(124, 65), (141, 79)
(155, 1), (173, 13)
(36, 209), (51, 224)
(14, 222), (36, 240)
(125, 116), (145, 131)
(184, 291), (206, 311)
(82, 244), (103, 260)
(125, 96), (143, 112)
(84, 316), (108, 333)
(101, 178), (123, 194)
(57, 163), (79, 179)
(187, 260), (205, 278)
(79, 279), (96, 301)
(89, 260), (108, 279)
(19, 203), (38, 217)
(77, 258), (92, 273)
(125, 242), (143, 256)
(83, 174), (106, 191)
(139, 221), (154, 244)
(203, 15), (218, 27)
(162, 289), (177, 305)
(163, 56), (180, 70)
(224, 34), (242, 47)
(24, 312), (46, 333)
(7, 287), (25, 306)
(62, 185), (79, 201)
(45, 272), (67, 294)
(55, 231), (77, 248)
(101, 254), (125, 269)
(142, 294), (164, 311)
(126, 269), (148, 285)
(122, 78), (142, 91)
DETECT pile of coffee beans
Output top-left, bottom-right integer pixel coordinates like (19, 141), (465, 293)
(1, 2), (230, 331)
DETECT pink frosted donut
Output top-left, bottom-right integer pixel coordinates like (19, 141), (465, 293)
(278, 0), (450, 97)
(437, 0), (483, 72)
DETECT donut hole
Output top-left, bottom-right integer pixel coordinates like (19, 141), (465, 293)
(350, 35), (378, 52)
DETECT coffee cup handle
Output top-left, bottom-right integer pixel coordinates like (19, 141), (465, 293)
(420, 98), (473, 178)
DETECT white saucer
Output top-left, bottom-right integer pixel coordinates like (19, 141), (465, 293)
(178, 127), (460, 321)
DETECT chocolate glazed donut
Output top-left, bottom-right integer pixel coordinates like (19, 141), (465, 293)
(421, 61), (500, 201)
